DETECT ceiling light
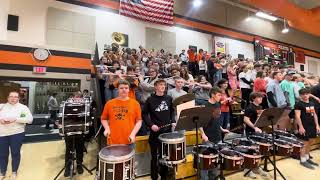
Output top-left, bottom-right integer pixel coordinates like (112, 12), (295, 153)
(193, 0), (202, 7)
(282, 19), (289, 33)
(256, 12), (278, 21)
(245, 10), (251, 22)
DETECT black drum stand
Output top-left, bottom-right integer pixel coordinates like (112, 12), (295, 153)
(54, 135), (93, 180)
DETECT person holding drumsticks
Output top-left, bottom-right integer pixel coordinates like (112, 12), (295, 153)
(101, 79), (142, 148)
(143, 78), (176, 180)
(295, 88), (320, 169)
(243, 92), (268, 178)
(199, 87), (229, 180)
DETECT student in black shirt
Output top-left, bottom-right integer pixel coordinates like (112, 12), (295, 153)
(199, 86), (229, 180)
(244, 92), (264, 136)
(143, 79), (176, 180)
(295, 88), (320, 169)
(243, 92), (268, 178)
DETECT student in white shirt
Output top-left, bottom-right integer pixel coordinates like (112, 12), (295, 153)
(0, 91), (33, 180)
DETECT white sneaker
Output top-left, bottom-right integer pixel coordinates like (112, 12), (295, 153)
(10, 173), (17, 180)
(256, 168), (268, 177)
(244, 169), (257, 179)
(0, 172), (5, 180)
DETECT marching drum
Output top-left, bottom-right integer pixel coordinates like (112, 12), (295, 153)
(193, 145), (219, 170)
(278, 136), (304, 156)
(249, 135), (273, 156)
(234, 146), (262, 169)
(99, 145), (135, 180)
(58, 100), (92, 136)
(274, 139), (293, 156)
(274, 130), (295, 138)
(220, 148), (244, 171)
(159, 132), (186, 166)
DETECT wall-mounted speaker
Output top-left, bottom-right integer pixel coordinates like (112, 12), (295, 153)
(7, 14), (19, 31)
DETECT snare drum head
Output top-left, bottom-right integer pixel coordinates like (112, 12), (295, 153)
(249, 135), (271, 144)
(193, 145), (218, 155)
(99, 145), (135, 163)
(159, 132), (184, 142)
(220, 148), (241, 158)
(279, 136), (303, 146)
(234, 146), (258, 155)
(232, 138), (254, 146)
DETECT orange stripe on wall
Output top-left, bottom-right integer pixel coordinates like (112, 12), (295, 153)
(0, 50), (91, 69)
(80, 0), (119, 10)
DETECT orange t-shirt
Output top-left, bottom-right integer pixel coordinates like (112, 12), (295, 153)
(101, 98), (142, 145)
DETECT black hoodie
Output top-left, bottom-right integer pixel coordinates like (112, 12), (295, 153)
(143, 94), (175, 128)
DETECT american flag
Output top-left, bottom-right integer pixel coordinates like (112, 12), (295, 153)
(120, 0), (174, 25)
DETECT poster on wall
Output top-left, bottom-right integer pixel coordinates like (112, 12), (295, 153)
(188, 45), (197, 53)
(112, 32), (129, 47)
(214, 37), (226, 55)
(295, 50), (305, 64)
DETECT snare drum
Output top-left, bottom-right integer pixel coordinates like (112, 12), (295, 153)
(58, 100), (92, 136)
(274, 130), (295, 138)
(158, 132), (186, 166)
(193, 145), (219, 170)
(220, 148), (244, 171)
(274, 139), (293, 156)
(232, 138), (256, 147)
(249, 135), (273, 156)
(234, 146), (262, 169)
(99, 145), (135, 180)
(278, 136), (304, 156)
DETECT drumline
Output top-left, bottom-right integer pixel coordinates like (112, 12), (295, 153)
(56, 95), (305, 179)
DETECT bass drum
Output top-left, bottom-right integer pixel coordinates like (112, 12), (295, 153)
(99, 145), (135, 180)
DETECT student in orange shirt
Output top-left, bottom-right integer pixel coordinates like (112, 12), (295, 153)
(101, 79), (142, 147)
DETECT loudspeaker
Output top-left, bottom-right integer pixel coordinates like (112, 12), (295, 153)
(7, 14), (19, 31)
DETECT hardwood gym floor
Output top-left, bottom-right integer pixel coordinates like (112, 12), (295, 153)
(3, 140), (320, 180)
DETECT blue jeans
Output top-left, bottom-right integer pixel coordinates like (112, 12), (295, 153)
(215, 71), (222, 83)
(220, 112), (230, 129)
(104, 88), (118, 102)
(0, 133), (25, 174)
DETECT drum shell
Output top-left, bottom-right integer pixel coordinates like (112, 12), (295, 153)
(159, 133), (186, 165)
(220, 149), (243, 171)
(161, 141), (186, 163)
(278, 136), (303, 156)
(234, 146), (262, 169)
(99, 157), (134, 180)
(59, 102), (91, 136)
(274, 140), (293, 156)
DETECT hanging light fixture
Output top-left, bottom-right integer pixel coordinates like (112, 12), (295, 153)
(282, 19), (289, 33)
(256, 12), (278, 21)
(245, 10), (251, 22)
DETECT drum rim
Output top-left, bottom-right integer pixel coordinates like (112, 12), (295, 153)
(158, 132), (185, 142)
(99, 145), (135, 162)
(198, 154), (219, 158)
